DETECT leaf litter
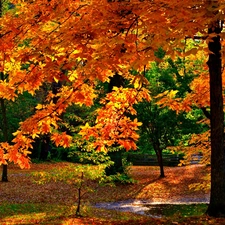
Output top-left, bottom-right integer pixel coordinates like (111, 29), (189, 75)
(1, 162), (224, 224)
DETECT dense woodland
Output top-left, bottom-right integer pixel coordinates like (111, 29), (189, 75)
(1, 0), (225, 222)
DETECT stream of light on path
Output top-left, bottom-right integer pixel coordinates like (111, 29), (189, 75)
(94, 198), (209, 218)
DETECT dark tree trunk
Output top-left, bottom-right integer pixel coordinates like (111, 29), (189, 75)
(105, 150), (124, 176)
(39, 82), (62, 161)
(0, 84), (9, 182)
(52, 81), (62, 104)
(154, 142), (165, 178)
(0, 1), (8, 182)
(40, 136), (50, 161)
(2, 165), (8, 182)
(76, 172), (83, 216)
(206, 19), (225, 216)
(157, 151), (165, 178)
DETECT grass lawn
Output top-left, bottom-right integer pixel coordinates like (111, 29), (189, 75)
(0, 162), (224, 224)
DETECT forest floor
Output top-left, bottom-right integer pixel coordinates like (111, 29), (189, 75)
(0, 162), (224, 224)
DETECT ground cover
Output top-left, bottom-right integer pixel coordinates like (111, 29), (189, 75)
(0, 162), (224, 224)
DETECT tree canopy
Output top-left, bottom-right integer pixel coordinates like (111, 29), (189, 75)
(0, 0), (222, 167)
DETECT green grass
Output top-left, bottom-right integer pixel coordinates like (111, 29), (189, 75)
(0, 203), (71, 224)
(144, 203), (207, 217)
(0, 203), (223, 225)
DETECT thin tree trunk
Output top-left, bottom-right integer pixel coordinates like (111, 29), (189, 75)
(154, 142), (165, 178)
(157, 151), (165, 178)
(76, 172), (84, 216)
(2, 165), (8, 182)
(206, 16), (225, 216)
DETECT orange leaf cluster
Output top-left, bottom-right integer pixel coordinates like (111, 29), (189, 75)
(80, 87), (150, 151)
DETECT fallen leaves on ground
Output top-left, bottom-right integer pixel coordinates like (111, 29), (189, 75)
(0, 162), (218, 225)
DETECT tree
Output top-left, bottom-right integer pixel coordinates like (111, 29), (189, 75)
(136, 54), (206, 177)
(0, 0), (225, 216)
(205, 8), (225, 217)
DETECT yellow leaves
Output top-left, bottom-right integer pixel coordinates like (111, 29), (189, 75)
(79, 123), (91, 138)
(68, 70), (78, 82)
(156, 90), (178, 103)
(41, 21), (58, 32)
(0, 143), (10, 165)
(0, 80), (17, 101)
(133, 118), (142, 128)
(168, 90), (178, 99)
(53, 76), (59, 83)
(35, 104), (44, 110)
(156, 90), (193, 113)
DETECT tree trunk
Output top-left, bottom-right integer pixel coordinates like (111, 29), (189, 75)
(105, 150), (124, 176)
(157, 151), (165, 178)
(206, 18), (225, 216)
(76, 172), (83, 216)
(154, 142), (165, 178)
(0, 95), (9, 182)
(0, 1), (9, 182)
(2, 165), (8, 182)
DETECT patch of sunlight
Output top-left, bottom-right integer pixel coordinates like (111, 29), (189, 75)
(135, 183), (167, 199)
(5, 212), (46, 220)
(61, 218), (83, 225)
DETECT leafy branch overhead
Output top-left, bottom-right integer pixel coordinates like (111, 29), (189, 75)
(0, 0), (224, 171)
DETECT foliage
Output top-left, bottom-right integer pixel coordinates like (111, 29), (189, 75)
(0, 92), (37, 142)
(135, 54), (207, 176)
(0, 0), (219, 168)
(32, 163), (107, 215)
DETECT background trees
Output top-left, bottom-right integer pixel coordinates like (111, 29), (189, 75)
(135, 51), (207, 177)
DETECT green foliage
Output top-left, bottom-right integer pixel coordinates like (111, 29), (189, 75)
(136, 55), (206, 155)
(69, 142), (134, 184)
(104, 157), (135, 184)
(32, 164), (107, 185)
(0, 92), (37, 142)
(144, 204), (207, 218)
(105, 172), (136, 184)
(32, 164), (107, 215)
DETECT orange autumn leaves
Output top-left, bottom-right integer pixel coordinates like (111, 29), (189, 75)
(0, 0), (222, 168)
(80, 87), (150, 151)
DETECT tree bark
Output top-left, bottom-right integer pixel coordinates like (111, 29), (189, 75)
(154, 142), (165, 178)
(0, 79), (9, 182)
(0, 0), (9, 183)
(76, 172), (84, 216)
(0, 97), (9, 182)
(206, 18), (225, 216)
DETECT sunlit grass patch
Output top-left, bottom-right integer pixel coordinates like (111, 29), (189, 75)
(0, 203), (71, 224)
